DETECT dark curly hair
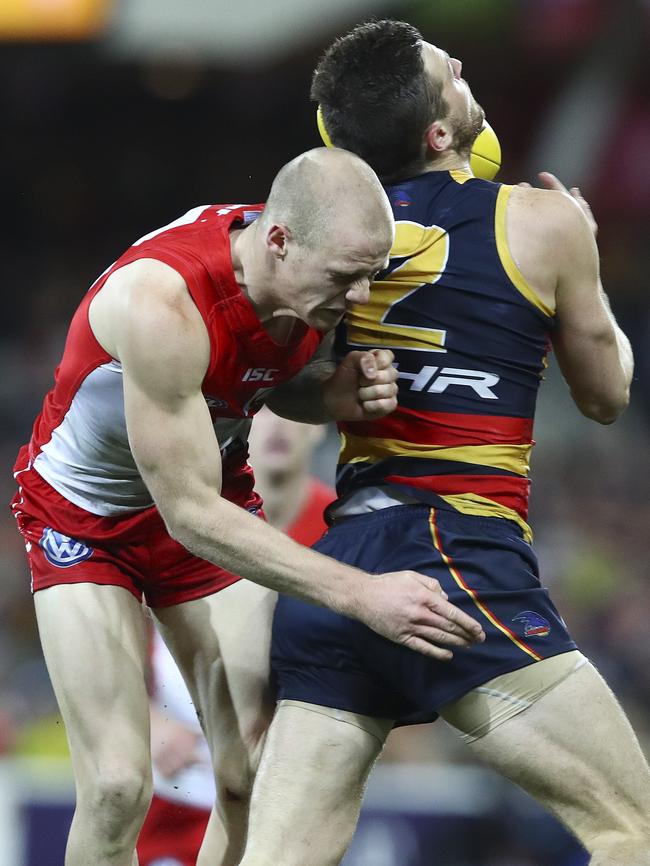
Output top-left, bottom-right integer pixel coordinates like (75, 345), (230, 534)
(311, 20), (448, 182)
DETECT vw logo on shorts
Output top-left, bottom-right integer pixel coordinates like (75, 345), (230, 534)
(150, 859), (184, 866)
(39, 527), (93, 569)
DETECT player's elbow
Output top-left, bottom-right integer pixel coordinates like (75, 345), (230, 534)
(162, 510), (191, 546)
(577, 388), (630, 425)
(155, 492), (215, 552)
(156, 500), (193, 547)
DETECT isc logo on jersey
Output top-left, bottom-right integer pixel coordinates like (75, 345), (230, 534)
(242, 367), (279, 383)
(40, 527), (93, 568)
(397, 364), (500, 399)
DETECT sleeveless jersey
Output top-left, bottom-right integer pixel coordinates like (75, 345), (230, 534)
(335, 170), (554, 540)
(15, 204), (323, 518)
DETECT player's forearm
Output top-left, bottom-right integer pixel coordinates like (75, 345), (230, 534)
(564, 324), (633, 424)
(164, 494), (366, 614)
(613, 322), (634, 391)
(265, 360), (335, 423)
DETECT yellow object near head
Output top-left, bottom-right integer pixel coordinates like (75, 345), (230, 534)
(470, 121), (501, 180)
(316, 105), (501, 181)
(316, 105), (333, 148)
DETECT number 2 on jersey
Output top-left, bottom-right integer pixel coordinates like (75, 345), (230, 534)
(346, 221), (449, 352)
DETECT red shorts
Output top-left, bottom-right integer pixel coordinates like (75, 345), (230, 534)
(137, 793), (210, 866)
(12, 465), (243, 608)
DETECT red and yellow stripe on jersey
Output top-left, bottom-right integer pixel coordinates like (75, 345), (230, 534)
(334, 171), (554, 541)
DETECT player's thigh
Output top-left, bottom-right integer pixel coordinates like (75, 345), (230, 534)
(465, 660), (650, 846)
(154, 580), (276, 753)
(34, 583), (151, 782)
(243, 702), (391, 866)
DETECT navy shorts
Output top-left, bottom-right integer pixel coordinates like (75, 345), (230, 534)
(271, 504), (577, 725)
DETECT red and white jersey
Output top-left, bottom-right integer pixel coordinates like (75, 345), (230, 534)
(285, 478), (334, 547)
(14, 204), (323, 518)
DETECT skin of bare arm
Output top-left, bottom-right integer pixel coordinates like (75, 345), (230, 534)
(265, 332), (337, 424)
(266, 333), (400, 424)
(507, 175), (633, 424)
(89, 259), (485, 659)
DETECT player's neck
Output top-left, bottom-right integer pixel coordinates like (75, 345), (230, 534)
(386, 148), (471, 183)
(231, 222), (284, 320)
(422, 149), (472, 175)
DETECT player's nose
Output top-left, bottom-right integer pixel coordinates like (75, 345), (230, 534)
(345, 278), (371, 305)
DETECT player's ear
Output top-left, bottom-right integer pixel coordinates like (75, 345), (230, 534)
(425, 119), (454, 154)
(266, 224), (292, 260)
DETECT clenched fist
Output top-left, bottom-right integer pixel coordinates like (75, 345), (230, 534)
(323, 349), (398, 422)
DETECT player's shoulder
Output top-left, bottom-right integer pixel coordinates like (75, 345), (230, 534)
(507, 185), (587, 237)
(104, 258), (191, 321)
(102, 261), (206, 358)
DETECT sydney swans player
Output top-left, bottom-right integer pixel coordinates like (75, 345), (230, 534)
(239, 22), (649, 866)
(12, 148), (484, 866)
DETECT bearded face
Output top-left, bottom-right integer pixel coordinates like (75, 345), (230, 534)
(451, 101), (486, 156)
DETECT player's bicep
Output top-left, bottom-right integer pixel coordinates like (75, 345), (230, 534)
(116, 277), (222, 516)
(123, 371), (222, 508)
(551, 201), (628, 419)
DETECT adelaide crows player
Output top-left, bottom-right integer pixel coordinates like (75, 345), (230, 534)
(239, 21), (649, 866)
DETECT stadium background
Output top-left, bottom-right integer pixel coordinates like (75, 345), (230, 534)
(0, 0), (648, 863)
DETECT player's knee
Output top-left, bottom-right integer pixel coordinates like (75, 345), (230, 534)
(84, 764), (153, 841)
(222, 785), (247, 804)
(216, 752), (256, 803)
(215, 720), (267, 799)
(242, 718), (267, 775)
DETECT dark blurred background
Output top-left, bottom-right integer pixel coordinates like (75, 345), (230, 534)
(1, 0), (649, 863)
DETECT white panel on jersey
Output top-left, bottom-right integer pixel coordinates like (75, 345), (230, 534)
(34, 361), (255, 517)
(132, 205), (212, 246)
(34, 361), (150, 515)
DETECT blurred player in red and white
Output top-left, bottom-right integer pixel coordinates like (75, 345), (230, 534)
(137, 406), (333, 866)
(246, 405), (333, 548)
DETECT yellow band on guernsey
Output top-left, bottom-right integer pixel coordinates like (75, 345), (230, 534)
(439, 492), (532, 543)
(339, 432), (532, 477)
(449, 169), (474, 184)
(495, 185), (555, 318)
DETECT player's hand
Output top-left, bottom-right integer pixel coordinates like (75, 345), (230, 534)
(358, 571), (485, 660)
(151, 714), (204, 777)
(323, 349), (398, 421)
(524, 172), (598, 238)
